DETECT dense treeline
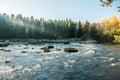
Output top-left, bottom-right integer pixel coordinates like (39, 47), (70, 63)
(0, 13), (120, 43)
(0, 13), (94, 40)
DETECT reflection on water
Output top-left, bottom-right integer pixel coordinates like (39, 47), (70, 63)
(0, 43), (120, 80)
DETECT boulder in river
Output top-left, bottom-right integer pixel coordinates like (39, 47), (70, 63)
(40, 45), (54, 50)
(47, 45), (54, 49)
(21, 51), (27, 53)
(43, 48), (50, 52)
(63, 41), (70, 44)
(0, 48), (5, 51)
(24, 43), (28, 46)
(40, 46), (47, 50)
(0, 40), (9, 47)
(63, 48), (78, 53)
(24, 47), (29, 49)
(4, 50), (11, 52)
(5, 61), (11, 64)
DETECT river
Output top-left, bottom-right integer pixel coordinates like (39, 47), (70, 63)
(0, 42), (120, 80)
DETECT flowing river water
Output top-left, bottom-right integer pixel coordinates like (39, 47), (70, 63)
(0, 42), (120, 80)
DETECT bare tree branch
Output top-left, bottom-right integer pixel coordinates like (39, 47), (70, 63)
(100, 0), (120, 12)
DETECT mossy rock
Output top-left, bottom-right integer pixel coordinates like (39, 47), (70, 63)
(63, 48), (78, 53)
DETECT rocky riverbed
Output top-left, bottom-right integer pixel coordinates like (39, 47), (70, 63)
(0, 42), (120, 80)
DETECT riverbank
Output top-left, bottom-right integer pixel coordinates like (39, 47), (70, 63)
(101, 43), (120, 63)
(102, 43), (120, 51)
(0, 39), (97, 45)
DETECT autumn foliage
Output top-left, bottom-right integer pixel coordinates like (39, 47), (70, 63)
(99, 15), (120, 43)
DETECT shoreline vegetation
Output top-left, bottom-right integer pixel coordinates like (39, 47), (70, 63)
(0, 13), (120, 43)
(1, 38), (120, 49)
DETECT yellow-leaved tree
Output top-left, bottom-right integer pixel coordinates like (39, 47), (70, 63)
(100, 15), (120, 43)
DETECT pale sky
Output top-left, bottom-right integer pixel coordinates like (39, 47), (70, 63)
(0, 0), (120, 22)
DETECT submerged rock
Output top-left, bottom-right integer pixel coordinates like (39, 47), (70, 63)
(0, 48), (5, 51)
(36, 51), (41, 53)
(63, 48), (78, 53)
(0, 41), (9, 47)
(5, 61), (11, 64)
(24, 43), (28, 46)
(11, 65), (16, 68)
(63, 41), (70, 44)
(56, 48), (62, 51)
(4, 50), (11, 52)
(24, 47), (29, 49)
(21, 51), (27, 53)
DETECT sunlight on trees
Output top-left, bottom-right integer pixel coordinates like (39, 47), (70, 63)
(0, 13), (120, 43)
(100, 15), (120, 43)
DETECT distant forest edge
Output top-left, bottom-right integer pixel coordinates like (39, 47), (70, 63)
(0, 13), (120, 43)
